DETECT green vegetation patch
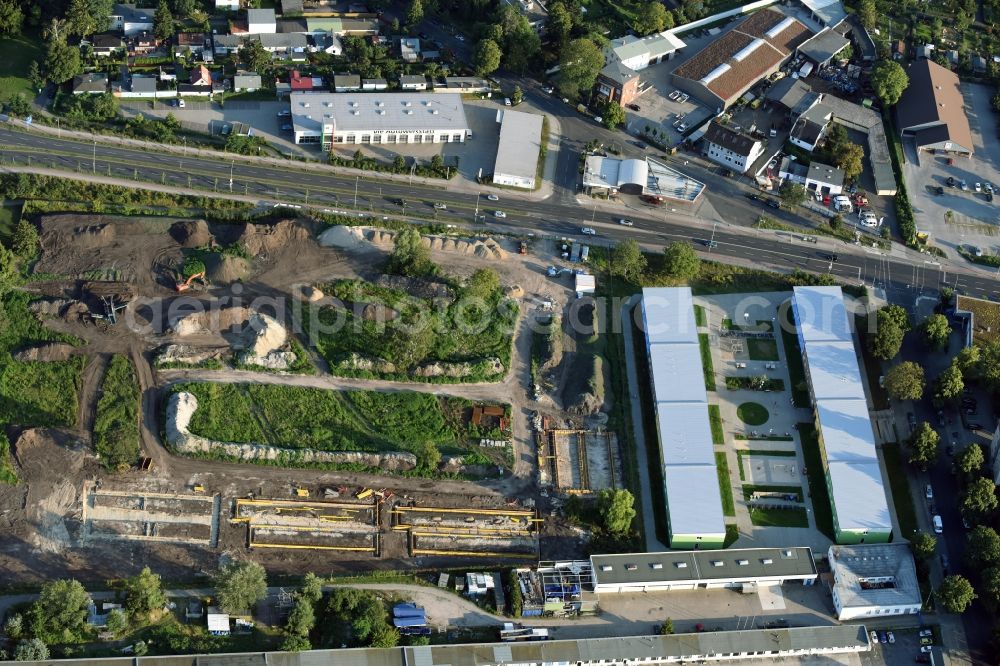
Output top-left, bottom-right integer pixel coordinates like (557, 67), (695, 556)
(708, 404), (724, 444)
(736, 402), (769, 426)
(724, 524), (740, 547)
(749, 506), (809, 528)
(0, 200), (23, 246)
(0, 431), (16, 485)
(716, 452), (735, 517)
(698, 333), (715, 391)
(0, 30), (44, 101)
(746, 338), (780, 361)
(94, 356), (141, 470)
(799, 422), (835, 540)
(725, 376), (785, 391)
(882, 442), (918, 540)
(694, 304), (707, 327)
(778, 305), (811, 408)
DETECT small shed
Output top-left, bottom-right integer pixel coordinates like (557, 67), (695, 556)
(206, 607), (230, 636)
(575, 273), (596, 297)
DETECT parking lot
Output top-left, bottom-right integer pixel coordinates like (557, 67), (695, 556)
(903, 82), (1000, 258)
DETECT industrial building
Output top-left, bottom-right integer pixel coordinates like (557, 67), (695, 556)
(583, 156), (704, 202)
(896, 58), (974, 156)
(289, 92), (470, 150)
(590, 547), (818, 593)
(828, 543), (922, 620)
(642, 287), (726, 548)
(792, 286), (892, 544)
(492, 109), (544, 189)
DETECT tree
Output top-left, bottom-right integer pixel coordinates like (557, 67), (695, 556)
(961, 477), (998, 518)
(911, 531), (937, 560)
(4, 613), (24, 640)
(955, 345), (981, 378)
(369, 625), (400, 648)
(43, 17), (68, 42)
(869, 304), (910, 361)
(214, 560), (267, 614)
(4, 93), (31, 118)
(601, 99), (625, 129)
(240, 38), (271, 72)
(883, 361), (925, 401)
(414, 440), (441, 472)
(634, 1), (670, 35)
(501, 15), (540, 74)
(936, 575), (976, 613)
(598, 488), (636, 537)
(463, 267), (501, 301)
(956, 444), (985, 476)
(173, 0), (196, 17)
(104, 609), (127, 637)
(154, 0), (174, 42)
(27, 61), (43, 92)
(831, 142), (864, 182)
(924, 314), (951, 349)
(9, 219), (35, 260)
(871, 60), (909, 107)
(405, 0), (423, 26)
(935, 363), (964, 404)
(0, 0), (23, 37)
(546, 2), (573, 44)
(285, 595), (316, 637)
(387, 227), (435, 277)
(779, 182), (806, 207)
(301, 572), (323, 605)
(13, 639), (49, 662)
(976, 341), (1000, 393)
(610, 239), (647, 281)
(557, 38), (603, 99)
(44, 40), (82, 84)
(659, 617), (674, 635)
(280, 635), (311, 652)
(908, 422), (939, 471)
(472, 39), (502, 77)
(968, 526), (1000, 566)
(29, 579), (92, 644)
(67, 0), (96, 36)
(662, 241), (700, 280)
(511, 85), (523, 106)
(124, 566), (167, 620)
(857, 0), (877, 29)
(89, 0), (114, 32)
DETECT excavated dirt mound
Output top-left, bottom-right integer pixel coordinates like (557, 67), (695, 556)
(237, 219), (311, 257)
(293, 285), (326, 302)
(170, 219), (213, 248)
(206, 254), (251, 283)
(28, 298), (71, 318)
(506, 285), (525, 299)
(71, 224), (116, 249)
(13, 343), (77, 362)
(316, 226), (508, 260)
(155, 344), (229, 367)
(360, 302), (399, 322)
(171, 306), (255, 337)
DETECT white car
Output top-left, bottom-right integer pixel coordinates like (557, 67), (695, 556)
(487, 194), (499, 201)
(581, 227), (597, 235)
(618, 218), (634, 226)
(975, 182), (983, 192)
(677, 123), (688, 131)
(494, 210), (506, 218)
(921, 647), (934, 654)
(919, 629), (933, 638)
(177, 99), (185, 108)
(925, 484), (933, 500)
(542, 86), (554, 94)
(434, 202), (447, 210)
(678, 93), (689, 103)
(594, 116), (603, 124)
(504, 97), (511, 106)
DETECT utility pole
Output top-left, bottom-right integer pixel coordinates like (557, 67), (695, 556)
(709, 222), (717, 251)
(92, 139), (96, 173)
(354, 175), (359, 209)
(229, 160), (234, 192)
(474, 191), (480, 222)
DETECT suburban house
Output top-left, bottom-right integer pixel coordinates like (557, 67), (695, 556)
(127, 32), (159, 55)
(790, 103), (833, 151)
(110, 3), (154, 35)
(305, 17), (379, 36)
(189, 65), (212, 86)
(399, 37), (421, 63)
(113, 67), (162, 97)
(672, 9), (812, 110)
(363, 78), (388, 91)
(594, 61), (641, 107)
(247, 8), (277, 34)
(89, 33), (124, 57)
(212, 34), (244, 55)
(72, 72), (109, 94)
(310, 33), (342, 55)
(259, 33), (308, 55)
(233, 72), (262, 92)
(333, 73), (362, 92)
(896, 58), (974, 156)
(441, 77), (491, 93)
(215, 0), (239, 9)
(400, 74), (428, 91)
(778, 157), (844, 195)
(175, 32), (210, 58)
(701, 122), (765, 174)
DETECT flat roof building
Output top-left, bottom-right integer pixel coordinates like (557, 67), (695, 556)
(642, 287), (726, 549)
(798, 28), (851, 67)
(591, 547), (817, 593)
(583, 156), (704, 202)
(492, 109), (543, 190)
(828, 543), (921, 620)
(793, 286), (892, 544)
(289, 92), (470, 150)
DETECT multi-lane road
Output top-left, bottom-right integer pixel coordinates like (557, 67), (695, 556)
(1, 122), (997, 301)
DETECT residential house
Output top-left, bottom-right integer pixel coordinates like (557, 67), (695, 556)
(212, 34), (245, 55)
(309, 33), (342, 55)
(399, 37), (420, 63)
(790, 103), (833, 151)
(362, 78), (388, 90)
(114, 67), (163, 97)
(110, 3), (154, 36)
(189, 64), (212, 86)
(289, 69), (314, 92)
(258, 32), (308, 56)
(605, 32), (684, 73)
(215, 0), (239, 9)
(247, 8), (277, 34)
(305, 17), (379, 36)
(973, 55), (988, 74)
(72, 72), (109, 94)
(175, 32), (210, 58)
(127, 32), (159, 55)
(90, 33), (124, 57)
(233, 72), (262, 92)
(700, 122), (765, 174)
(778, 157), (844, 195)
(333, 73), (362, 91)
(594, 61), (640, 107)
(896, 58), (974, 156)
(400, 74), (428, 90)
(439, 76), (491, 93)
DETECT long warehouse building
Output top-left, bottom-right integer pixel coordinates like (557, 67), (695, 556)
(792, 286), (892, 544)
(492, 108), (543, 189)
(641, 287), (726, 549)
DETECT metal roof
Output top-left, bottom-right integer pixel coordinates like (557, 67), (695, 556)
(289, 92), (469, 135)
(647, 343), (708, 404)
(816, 399), (877, 463)
(801, 0), (848, 26)
(827, 461), (891, 531)
(799, 28), (850, 64)
(792, 285), (853, 343)
(493, 109), (543, 184)
(641, 287), (698, 344)
(663, 465), (727, 537)
(656, 403), (715, 465)
(829, 543), (921, 609)
(804, 341), (866, 401)
(591, 547), (816, 586)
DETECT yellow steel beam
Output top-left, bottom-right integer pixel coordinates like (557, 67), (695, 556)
(250, 542), (377, 552)
(395, 506), (535, 517)
(410, 530), (533, 539)
(411, 548), (537, 558)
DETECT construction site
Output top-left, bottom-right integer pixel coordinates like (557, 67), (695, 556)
(536, 426), (622, 496)
(232, 496), (380, 555)
(82, 484), (221, 547)
(391, 505), (541, 559)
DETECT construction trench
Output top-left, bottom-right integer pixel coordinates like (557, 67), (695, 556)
(82, 485), (221, 547)
(536, 429), (622, 495)
(391, 505), (541, 559)
(231, 498), (380, 555)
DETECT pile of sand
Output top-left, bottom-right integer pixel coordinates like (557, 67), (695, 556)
(170, 219), (213, 248)
(240, 313), (287, 359)
(317, 226), (508, 261)
(506, 285), (525, 299)
(238, 219), (311, 257)
(293, 285), (326, 302)
(71, 224), (115, 249)
(171, 306), (254, 336)
(317, 225), (367, 249)
(206, 254), (250, 283)
(155, 344), (228, 367)
(13, 343), (77, 362)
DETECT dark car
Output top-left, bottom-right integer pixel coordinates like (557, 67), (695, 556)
(277, 109), (291, 118)
(766, 199), (781, 209)
(626, 103), (640, 111)
(947, 176), (956, 187)
(280, 123), (293, 131)
(745, 193), (762, 201)
(915, 655), (931, 663)
(819, 252), (838, 262)
(631, 140), (646, 149)
(701, 239), (718, 248)
(394, 198), (406, 206)
(720, 168), (734, 178)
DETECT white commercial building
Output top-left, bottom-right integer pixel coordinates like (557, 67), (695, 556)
(702, 122), (766, 174)
(642, 287), (726, 549)
(829, 543), (922, 620)
(605, 31), (686, 72)
(492, 109), (544, 190)
(289, 92), (470, 150)
(792, 286), (892, 544)
(591, 547), (817, 593)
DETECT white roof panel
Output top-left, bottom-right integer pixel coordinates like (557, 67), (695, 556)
(827, 461), (892, 531)
(647, 343), (707, 404)
(805, 340), (866, 401)
(493, 109), (543, 183)
(816, 399), (877, 464)
(656, 403), (715, 466)
(793, 285), (853, 343)
(290, 92), (469, 135)
(642, 287), (698, 344)
(663, 465), (727, 537)
(206, 613), (229, 632)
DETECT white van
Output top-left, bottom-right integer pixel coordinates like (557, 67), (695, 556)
(932, 515), (943, 534)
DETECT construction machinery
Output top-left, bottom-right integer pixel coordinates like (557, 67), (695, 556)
(192, 484), (206, 493)
(176, 271), (207, 292)
(295, 488), (310, 498)
(355, 487), (374, 500)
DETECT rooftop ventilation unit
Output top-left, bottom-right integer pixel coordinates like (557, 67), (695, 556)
(376, 101), (384, 107)
(674, 562), (687, 569)
(625, 564), (637, 571)
(349, 101), (358, 107)
(600, 565), (613, 572)
(404, 109), (413, 114)
(737, 559), (750, 566)
(651, 563), (663, 570)
(761, 558), (773, 565)
(711, 561), (724, 567)
(431, 109), (438, 114)
(404, 101), (411, 107)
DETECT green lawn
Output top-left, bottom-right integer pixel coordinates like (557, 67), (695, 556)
(0, 30), (43, 100)
(799, 422), (835, 540)
(716, 451), (735, 517)
(708, 404), (724, 444)
(778, 304), (811, 407)
(0, 431), (16, 485)
(698, 333), (715, 391)
(750, 507), (809, 527)
(736, 402), (769, 425)
(0, 200), (22, 245)
(747, 338), (780, 361)
(694, 304), (707, 327)
(882, 442), (919, 540)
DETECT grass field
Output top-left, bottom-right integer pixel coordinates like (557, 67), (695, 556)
(694, 304), (707, 327)
(698, 333), (715, 391)
(799, 422), (835, 540)
(736, 402), (769, 425)
(882, 442), (919, 540)
(778, 304), (811, 408)
(0, 30), (43, 101)
(716, 452), (735, 517)
(93, 356), (141, 470)
(750, 506), (809, 527)
(747, 338), (779, 361)
(708, 404), (724, 444)
(0, 200), (22, 246)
